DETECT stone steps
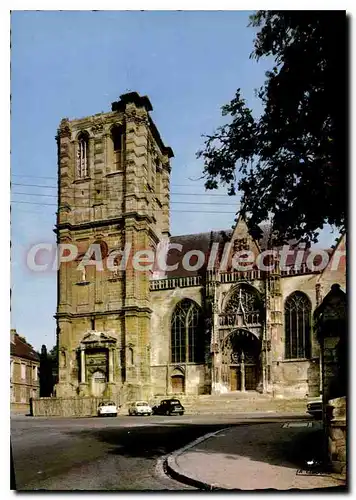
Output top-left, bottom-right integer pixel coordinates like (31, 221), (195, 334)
(183, 403), (307, 413)
(119, 393), (309, 416)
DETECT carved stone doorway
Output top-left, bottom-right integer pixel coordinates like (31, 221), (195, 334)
(222, 328), (261, 392)
(79, 331), (117, 397)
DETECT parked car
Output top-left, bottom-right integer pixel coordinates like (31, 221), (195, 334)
(128, 401), (152, 416)
(307, 398), (323, 419)
(152, 399), (185, 416)
(97, 401), (118, 417)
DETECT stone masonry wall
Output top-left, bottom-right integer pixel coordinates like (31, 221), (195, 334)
(327, 396), (347, 477)
(32, 396), (122, 417)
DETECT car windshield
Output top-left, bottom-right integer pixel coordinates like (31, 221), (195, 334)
(104, 402), (115, 406)
(170, 400), (180, 404)
(137, 402), (148, 406)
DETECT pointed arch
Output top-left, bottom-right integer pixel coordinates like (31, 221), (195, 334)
(171, 299), (204, 363)
(284, 291), (311, 359)
(223, 284), (263, 326)
(224, 284), (262, 314)
(171, 366), (185, 376)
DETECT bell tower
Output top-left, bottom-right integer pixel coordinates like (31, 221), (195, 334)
(54, 92), (173, 402)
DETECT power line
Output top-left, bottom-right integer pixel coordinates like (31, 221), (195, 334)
(12, 183), (58, 189)
(11, 208), (56, 216)
(11, 174), (217, 189)
(11, 200), (238, 215)
(12, 192), (56, 198)
(11, 191), (239, 206)
(12, 174), (57, 180)
(11, 182), (237, 198)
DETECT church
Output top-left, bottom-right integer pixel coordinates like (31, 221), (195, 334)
(54, 91), (346, 404)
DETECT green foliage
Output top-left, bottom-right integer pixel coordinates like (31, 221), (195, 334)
(48, 345), (58, 362)
(198, 11), (346, 244)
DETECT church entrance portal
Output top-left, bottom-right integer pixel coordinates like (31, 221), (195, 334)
(222, 329), (261, 392)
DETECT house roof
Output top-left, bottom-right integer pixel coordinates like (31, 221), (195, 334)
(11, 333), (40, 362)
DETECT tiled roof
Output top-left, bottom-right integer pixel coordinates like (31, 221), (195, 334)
(11, 334), (40, 362)
(280, 247), (333, 267)
(166, 230), (233, 278)
(161, 229), (332, 278)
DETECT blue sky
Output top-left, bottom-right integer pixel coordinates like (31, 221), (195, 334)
(10, 11), (338, 351)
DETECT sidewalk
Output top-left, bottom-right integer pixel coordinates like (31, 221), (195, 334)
(166, 421), (346, 490)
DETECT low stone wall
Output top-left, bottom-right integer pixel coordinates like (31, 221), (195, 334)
(327, 396), (346, 477)
(11, 402), (30, 415)
(31, 396), (121, 417)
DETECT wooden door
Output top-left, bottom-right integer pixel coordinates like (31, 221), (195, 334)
(172, 375), (184, 394)
(230, 367), (241, 391)
(245, 365), (257, 390)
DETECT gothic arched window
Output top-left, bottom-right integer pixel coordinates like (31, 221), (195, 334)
(224, 285), (262, 325)
(111, 125), (124, 170)
(76, 132), (89, 178)
(171, 299), (204, 363)
(225, 285), (261, 314)
(285, 292), (311, 359)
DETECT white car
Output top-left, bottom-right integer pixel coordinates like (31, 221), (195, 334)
(128, 401), (152, 416)
(97, 401), (118, 417)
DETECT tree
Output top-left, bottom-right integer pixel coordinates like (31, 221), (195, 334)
(48, 344), (59, 386)
(198, 11), (346, 244)
(39, 345), (56, 397)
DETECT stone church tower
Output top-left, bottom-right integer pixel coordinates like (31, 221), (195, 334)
(54, 92), (173, 402)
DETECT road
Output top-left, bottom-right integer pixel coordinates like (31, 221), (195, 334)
(11, 412), (311, 491)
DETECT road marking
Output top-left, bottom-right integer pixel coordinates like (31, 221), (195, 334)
(282, 422), (313, 428)
(297, 469), (330, 476)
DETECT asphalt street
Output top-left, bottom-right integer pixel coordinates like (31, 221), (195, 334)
(11, 412), (312, 491)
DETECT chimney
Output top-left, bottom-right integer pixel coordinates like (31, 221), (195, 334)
(10, 329), (16, 344)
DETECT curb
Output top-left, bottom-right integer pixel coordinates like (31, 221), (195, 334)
(164, 429), (229, 490)
(164, 424), (347, 492)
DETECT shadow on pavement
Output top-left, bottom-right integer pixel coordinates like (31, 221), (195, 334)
(71, 423), (233, 458)
(67, 417), (328, 471)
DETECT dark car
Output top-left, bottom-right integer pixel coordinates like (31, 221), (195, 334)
(152, 398), (185, 416)
(307, 398), (323, 419)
